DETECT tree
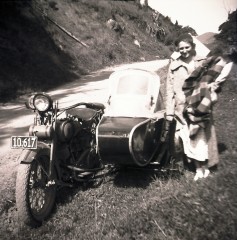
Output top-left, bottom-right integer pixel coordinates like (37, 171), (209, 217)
(215, 9), (237, 46)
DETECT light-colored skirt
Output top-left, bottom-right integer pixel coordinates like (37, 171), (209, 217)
(177, 121), (208, 161)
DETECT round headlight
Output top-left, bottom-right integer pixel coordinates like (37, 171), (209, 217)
(33, 93), (52, 112)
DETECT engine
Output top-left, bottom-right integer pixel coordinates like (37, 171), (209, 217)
(56, 116), (97, 163)
(56, 119), (82, 142)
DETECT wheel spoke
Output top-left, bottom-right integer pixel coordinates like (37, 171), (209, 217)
(16, 150), (56, 226)
(28, 160), (52, 212)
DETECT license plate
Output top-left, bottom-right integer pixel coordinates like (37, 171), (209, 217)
(11, 136), (38, 149)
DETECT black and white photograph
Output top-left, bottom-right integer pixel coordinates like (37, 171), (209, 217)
(0, 0), (236, 239)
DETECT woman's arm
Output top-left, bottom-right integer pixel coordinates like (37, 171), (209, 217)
(209, 60), (233, 91)
(215, 61), (233, 84)
(165, 64), (175, 121)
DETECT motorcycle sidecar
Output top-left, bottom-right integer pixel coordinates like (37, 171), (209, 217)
(97, 68), (175, 167)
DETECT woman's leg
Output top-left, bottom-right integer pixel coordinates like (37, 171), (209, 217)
(194, 160), (204, 181)
(193, 160), (210, 180)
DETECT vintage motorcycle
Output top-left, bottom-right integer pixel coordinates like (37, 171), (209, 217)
(14, 92), (105, 227)
(14, 69), (183, 227)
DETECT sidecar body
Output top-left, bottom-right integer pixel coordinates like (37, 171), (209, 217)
(97, 68), (173, 167)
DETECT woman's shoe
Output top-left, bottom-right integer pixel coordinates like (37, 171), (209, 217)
(194, 168), (204, 181)
(203, 169), (210, 178)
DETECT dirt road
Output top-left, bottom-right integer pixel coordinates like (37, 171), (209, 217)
(0, 59), (169, 162)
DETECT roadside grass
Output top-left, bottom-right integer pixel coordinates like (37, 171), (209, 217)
(0, 66), (236, 240)
(3, 156), (236, 240)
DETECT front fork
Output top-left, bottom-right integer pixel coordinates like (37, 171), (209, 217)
(48, 101), (58, 182)
(49, 137), (56, 180)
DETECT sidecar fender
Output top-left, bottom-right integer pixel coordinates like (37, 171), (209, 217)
(18, 142), (50, 164)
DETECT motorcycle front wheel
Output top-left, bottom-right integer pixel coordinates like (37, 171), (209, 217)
(16, 149), (57, 227)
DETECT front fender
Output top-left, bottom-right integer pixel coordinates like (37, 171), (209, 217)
(18, 142), (50, 164)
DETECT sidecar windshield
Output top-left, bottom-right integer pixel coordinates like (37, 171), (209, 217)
(105, 69), (163, 118)
(116, 75), (148, 95)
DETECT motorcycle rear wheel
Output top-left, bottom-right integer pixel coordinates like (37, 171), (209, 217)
(16, 149), (57, 227)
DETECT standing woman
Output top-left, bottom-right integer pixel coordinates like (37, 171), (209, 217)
(164, 33), (231, 180)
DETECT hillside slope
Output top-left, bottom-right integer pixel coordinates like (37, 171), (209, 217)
(197, 32), (216, 49)
(0, 0), (195, 102)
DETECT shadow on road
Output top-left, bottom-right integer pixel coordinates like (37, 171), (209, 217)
(0, 69), (113, 158)
(49, 70), (112, 106)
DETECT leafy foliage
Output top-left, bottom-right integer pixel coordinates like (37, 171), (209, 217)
(215, 9), (237, 47)
(208, 9), (237, 63)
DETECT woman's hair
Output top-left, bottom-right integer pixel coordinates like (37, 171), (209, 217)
(174, 33), (196, 49)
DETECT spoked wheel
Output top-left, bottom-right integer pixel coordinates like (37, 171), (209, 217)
(16, 149), (57, 227)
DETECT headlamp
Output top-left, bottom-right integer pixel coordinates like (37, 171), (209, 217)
(33, 93), (52, 112)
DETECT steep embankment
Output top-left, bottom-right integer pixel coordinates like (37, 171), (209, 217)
(0, 0), (177, 102)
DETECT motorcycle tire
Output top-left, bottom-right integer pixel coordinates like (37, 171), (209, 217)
(16, 148), (57, 227)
